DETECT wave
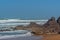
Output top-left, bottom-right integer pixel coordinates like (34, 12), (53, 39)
(0, 19), (48, 23)
(0, 34), (31, 39)
(0, 30), (32, 39)
(0, 19), (48, 27)
(0, 30), (28, 33)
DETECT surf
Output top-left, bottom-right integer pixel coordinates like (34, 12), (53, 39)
(0, 30), (32, 39)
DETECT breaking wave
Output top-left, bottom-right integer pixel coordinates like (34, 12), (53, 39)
(0, 19), (47, 39)
(0, 19), (48, 23)
(0, 30), (32, 39)
(0, 19), (48, 27)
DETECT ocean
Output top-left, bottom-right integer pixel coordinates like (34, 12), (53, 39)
(0, 19), (47, 40)
(0, 30), (43, 40)
(0, 30), (32, 39)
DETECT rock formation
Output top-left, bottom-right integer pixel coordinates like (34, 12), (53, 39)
(15, 17), (60, 35)
(57, 16), (60, 25)
(26, 22), (44, 35)
(15, 25), (25, 30)
(43, 17), (60, 34)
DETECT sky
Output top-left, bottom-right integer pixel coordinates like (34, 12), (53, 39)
(0, 0), (60, 19)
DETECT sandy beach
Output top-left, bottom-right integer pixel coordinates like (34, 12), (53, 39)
(43, 34), (60, 40)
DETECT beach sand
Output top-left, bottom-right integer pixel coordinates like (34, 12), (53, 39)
(43, 34), (60, 40)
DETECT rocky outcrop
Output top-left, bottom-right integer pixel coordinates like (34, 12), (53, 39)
(15, 17), (60, 35)
(15, 22), (44, 35)
(57, 17), (60, 25)
(43, 17), (60, 34)
(15, 25), (25, 30)
(26, 22), (44, 35)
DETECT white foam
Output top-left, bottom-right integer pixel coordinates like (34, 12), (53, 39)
(0, 30), (28, 33)
(0, 19), (48, 23)
(0, 19), (48, 27)
(0, 32), (32, 39)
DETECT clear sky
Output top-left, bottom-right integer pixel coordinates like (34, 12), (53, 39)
(0, 0), (60, 19)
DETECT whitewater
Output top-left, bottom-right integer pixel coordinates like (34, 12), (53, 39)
(0, 30), (33, 39)
(0, 19), (47, 39)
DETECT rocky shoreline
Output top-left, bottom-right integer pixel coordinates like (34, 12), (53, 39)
(14, 16), (60, 35)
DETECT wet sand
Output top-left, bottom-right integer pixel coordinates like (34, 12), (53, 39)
(1, 34), (60, 40)
(0, 36), (43, 40)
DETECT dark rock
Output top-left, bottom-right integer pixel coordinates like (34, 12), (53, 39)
(43, 17), (60, 34)
(14, 17), (60, 34)
(58, 32), (60, 34)
(43, 17), (56, 27)
(26, 22), (44, 35)
(15, 25), (24, 30)
(27, 22), (41, 28)
(57, 16), (60, 25)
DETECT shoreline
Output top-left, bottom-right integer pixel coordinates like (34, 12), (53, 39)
(33, 34), (60, 40)
(2, 34), (60, 40)
(0, 35), (42, 40)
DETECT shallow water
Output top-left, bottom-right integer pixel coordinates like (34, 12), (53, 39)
(0, 30), (32, 39)
(0, 36), (43, 40)
(0, 19), (45, 40)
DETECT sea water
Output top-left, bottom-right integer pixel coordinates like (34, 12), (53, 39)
(0, 19), (47, 40)
(0, 30), (32, 39)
